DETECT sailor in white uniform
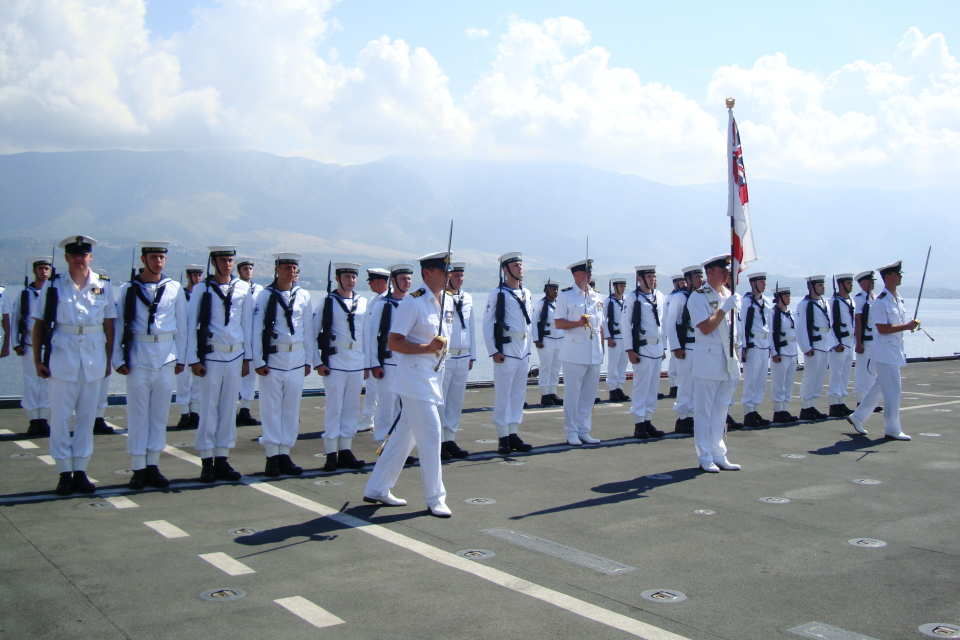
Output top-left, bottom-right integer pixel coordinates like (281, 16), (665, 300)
(666, 265), (703, 434)
(847, 261), (918, 440)
(175, 264), (205, 429)
(186, 245), (254, 483)
(770, 285), (800, 423)
(795, 275), (837, 421)
(604, 278), (630, 403)
(114, 241), (187, 490)
(253, 253), (315, 477)
(12, 256), (53, 437)
(532, 280), (564, 406)
(439, 262), (475, 460)
(358, 268), (390, 432)
(482, 252), (535, 455)
(363, 251), (454, 518)
(236, 257), (263, 426)
(738, 272), (772, 427)
(316, 262), (368, 471)
(827, 273), (856, 417)
(853, 270), (880, 409)
(621, 265), (666, 440)
(32, 236), (116, 495)
(688, 254), (742, 473)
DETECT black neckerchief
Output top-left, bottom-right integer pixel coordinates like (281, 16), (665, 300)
(503, 285), (531, 325)
(452, 291), (466, 329)
(206, 277), (238, 325)
(330, 291), (359, 340)
(133, 276), (171, 334)
(270, 285), (299, 335)
(639, 290), (660, 327)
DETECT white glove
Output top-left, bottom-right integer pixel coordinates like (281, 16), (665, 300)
(720, 293), (740, 313)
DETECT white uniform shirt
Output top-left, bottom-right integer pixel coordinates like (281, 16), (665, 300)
(390, 284), (450, 403)
(795, 296), (837, 354)
(482, 285), (533, 359)
(666, 290), (697, 353)
(772, 306), (798, 358)
(252, 286), (315, 371)
(31, 272), (117, 382)
(447, 290), (476, 360)
(688, 284), (740, 381)
(113, 278), (188, 370)
(739, 292), (773, 350)
(621, 289), (666, 359)
(829, 294), (856, 349)
(365, 295), (402, 369)
(871, 288), (908, 366)
(531, 298), (564, 344)
(854, 290), (875, 345)
(662, 290), (685, 350)
(185, 277), (253, 365)
(554, 285), (605, 365)
(11, 284), (42, 348)
(315, 291), (368, 371)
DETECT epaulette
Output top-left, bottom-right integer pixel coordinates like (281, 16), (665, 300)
(561, 286), (573, 292)
(877, 291), (887, 299)
(99, 274), (110, 282)
(697, 285), (711, 294)
(410, 288), (426, 298)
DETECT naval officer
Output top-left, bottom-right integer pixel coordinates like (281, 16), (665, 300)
(363, 251), (454, 518)
(236, 257), (263, 426)
(12, 256), (53, 437)
(32, 236), (116, 495)
(739, 272), (772, 427)
(770, 286), (800, 423)
(554, 259), (604, 445)
(114, 241), (187, 490)
(439, 262), (475, 460)
(827, 273), (856, 417)
(622, 265), (666, 440)
(358, 267), (390, 433)
(847, 261), (918, 440)
(666, 265), (703, 434)
(532, 280), (564, 406)
(795, 275), (836, 421)
(604, 278), (630, 403)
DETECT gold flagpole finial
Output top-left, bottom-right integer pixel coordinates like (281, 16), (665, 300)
(725, 97), (736, 109)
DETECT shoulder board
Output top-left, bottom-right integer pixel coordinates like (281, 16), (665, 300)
(877, 291), (887, 299)
(561, 286), (572, 292)
(99, 275), (111, 282)
(410, 288), (426, 298)
(697, 286), (710, 294)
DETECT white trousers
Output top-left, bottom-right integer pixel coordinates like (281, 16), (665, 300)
(537, 341), (562, 392)
(176, 367), (201, 413)
(606, 339), (629, 390)
(359, 377), (379, 430)
(323, 369), (364, 441)
(827, 347), (855, 402)
(770, 355), (798, 406)
(96, 372), (109, 417)
(20, 344), (50, 417)
(799, 350), (829, 407)
(630, 356), (661, 421)
(694, 377), (736, 466)
(49, 366), (101, 466)
(666, 351), (678, 386)
(850, 361), (903, 435)
(740, 347), (770, 411)
(258, 367), (305, 453)
(238, 366), (258, 409)
(562, 361), (601, 436)
(364, 395), (446, 507)
(195, 359), (241, 454)
(493, 356), (529, 433)
(853, 346), (877, 403)
(672, 353), (695, 417)
(125, 364), (176, 464)
(440, 356), (470, 435)
(373, 367), (401, 441)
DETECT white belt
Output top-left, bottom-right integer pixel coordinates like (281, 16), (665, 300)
(57, 324), (103, 335)
(210, 342), (244, 353)
(785, 336), (796, 342)
(273, 342), (304, 353)
(332, 339), (362, 350)
(505, 330), (527, 340)
(133, 332), (174, 343)
(751, 331), (769, 339)
(644, 336), (660, 346)
(448, 348), (470, 357)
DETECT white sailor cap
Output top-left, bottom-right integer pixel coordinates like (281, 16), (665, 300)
(333, 261), (360, 274)
(878, 260), (902, 275)
(634, 265), (656, 274)
(208, 245), (237, 258)
(568, 258), (594, 272)
(389, 263), (415, 276)
(449, 261), (467, 272)
(835, 272), (854, 281)
(682, 264), (704, 276)
(417, 251), (452, 270)
(855, 270), (875, 282)
(544, 280), (559, 288)
(611, 277), (627, 285)
(702, 254), (731, 270)
(236, 257), (255, 267)
(366, 268), (390, 280)
(748, 272), (767, 281)
(59, 235), (98, 254)
(275, 253), (302, 266)
(30, 256), (53, 267)
(184, 264), (205, 273)
(139, 241), (170, 254)
(499, 252), (522, 267)
(671, 274), (685, 283)
(805, 275), (826, 284)
(774, 286), (791, 295)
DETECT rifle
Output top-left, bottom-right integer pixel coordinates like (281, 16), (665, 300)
(261, 285), (279, 367)
(536, 280), (551, 341)
(39, 281), (58, 369)
(121, 285), (137, 369)
(196, 285), (213, 366)
(16, 260), (29, 348)
(317, 261), (337, 367)
(494, 264), (509, 354)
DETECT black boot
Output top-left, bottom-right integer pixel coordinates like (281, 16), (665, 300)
(236, 408), (260, 426)
(27, 419), (43, 437)
(199, 457), (215, 483)
(213, 456), (242, 481)
(446, 440), (469, 459)
(405, 456), (418, 466)
(633, 422), (649, 440)
(497, 436), (511, 454)
(38, 419), (51, 436)
(508, 433), (533, 452)
(772, 411), (792, 424)
(264, 455), (281, 477)
(278, 454), (303, 476)
(828, 404), (849, 418)
(175, 413), (192, 429)
(93, 417), (114, 434)
(189, 412), (200, 429)
(55, 472), (73, 496)
(798, 407), (820, 421)
(72, 471), (96, 494)
(337, 449), (366, 469)
(540, 394), (554, 407)
(674, 417), (694, 435)
(440, 441), (452, 461)
(743, 411), (763, 427)
(813, 408), (829, 420)
(322, 453), (338, 472)
(668, 386), (678, 398)
(129, 469), (146, 490)
(644, 421), (665, 438)
(550, 394), (564, 406)
(726, 415), (744, 430)
(145, 465), (169, 488)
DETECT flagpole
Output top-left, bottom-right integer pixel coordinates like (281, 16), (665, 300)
(727, 97), (736, 359)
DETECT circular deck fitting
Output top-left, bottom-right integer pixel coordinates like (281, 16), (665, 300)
(228, 528), (259, 536)
(645, 474), (673, 480)
(464, 498), (496, 505)
(694, 509), (715, 516)
(474, 439), (497, 444)
(9, 453), (35, 458)
(781, 454), (806, 459)
(919, 623), (960, 638)
(78, 501), (112, 510)
(918, 433), (941, 437)
(758, 497), (791, 504)
(199, 588), (246, 602)
(499, 460), (525, 466)
(852, 479), (882, 485)
(640, 589), (687, 603)
(456, 549), (495, 561)
(848, 538), (887, 548)
(114, 469), (132, 475)
(314, 479), (343, 486)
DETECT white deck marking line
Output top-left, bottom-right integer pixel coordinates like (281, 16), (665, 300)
(162, 444), (203, 465)
(274, 596), (345, 629)
(37, 455), (55, 465)
(901, 399), (960, 412)
(14, 440), (39, 449)
(0, 429), (14, 435)
(104, 496), (138, 509)
(247, 480), (690, 640)
(199, 552), (256, 576)
(143, 520), (189, 538)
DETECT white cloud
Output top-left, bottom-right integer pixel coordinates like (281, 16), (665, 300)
(466, 27), (489, 39)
